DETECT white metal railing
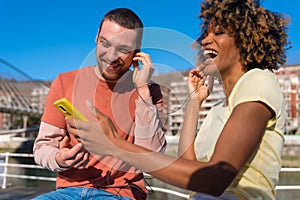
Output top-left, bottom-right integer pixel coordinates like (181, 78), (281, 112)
(276, 167), (300, 190)
(146, 186), (189, 199)
(0, 152), (190, 199)
(0, 152), (56, 189)
(0, 152), (299, 198)
(0, 127), (38, 136)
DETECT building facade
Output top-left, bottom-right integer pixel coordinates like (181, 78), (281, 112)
(167, 65), (300, 135)
(276, 65), (300, 134)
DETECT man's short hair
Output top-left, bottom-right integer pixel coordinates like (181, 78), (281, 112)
(98, 8), (143, 48)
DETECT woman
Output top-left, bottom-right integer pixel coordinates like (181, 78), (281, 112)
(67, 0), (290, 199)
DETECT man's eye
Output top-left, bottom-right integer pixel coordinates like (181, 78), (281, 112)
(100, 40), (110, 48)
(118, 48), (131, 54)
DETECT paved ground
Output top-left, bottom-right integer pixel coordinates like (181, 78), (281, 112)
(0, 185), (53, 200)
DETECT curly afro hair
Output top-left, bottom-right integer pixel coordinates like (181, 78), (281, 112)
(197, 0), (290, 71)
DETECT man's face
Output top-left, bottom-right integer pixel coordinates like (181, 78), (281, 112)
(96, 20), (139, 81)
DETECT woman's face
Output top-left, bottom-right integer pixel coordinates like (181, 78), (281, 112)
(200, 25), (241, 77)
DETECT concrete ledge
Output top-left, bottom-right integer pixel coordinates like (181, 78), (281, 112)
(284, 135), (300, 145)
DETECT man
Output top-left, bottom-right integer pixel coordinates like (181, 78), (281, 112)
(33, 8), (166, 200)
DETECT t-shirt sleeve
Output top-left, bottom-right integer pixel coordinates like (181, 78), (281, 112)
(134, 82), (166, 152)
(228, 70), (284, 125)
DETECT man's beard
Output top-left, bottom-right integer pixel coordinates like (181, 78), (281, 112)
(101, 69), (123, 81)
(97, 61), (128, 81)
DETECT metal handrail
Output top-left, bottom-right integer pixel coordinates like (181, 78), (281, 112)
(0, 152), (56, 189)
(0, 152), (190, 198)
(1, 152), (300, 198)
(0, 127), (38, 136)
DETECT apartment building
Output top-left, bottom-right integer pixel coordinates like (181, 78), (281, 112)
(276, 65), (300, 134)
(167, 64), (300, 135)
(167, 77), (224, 135)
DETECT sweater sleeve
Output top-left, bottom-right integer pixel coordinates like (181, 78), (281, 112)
(33, 73), (70, 171)
(228, 69), (286, 132)
(33, 122), (69, 172)
(133, 83), (166, 153)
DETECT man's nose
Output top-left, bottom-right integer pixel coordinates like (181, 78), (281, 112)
(105, 48), (119, 62)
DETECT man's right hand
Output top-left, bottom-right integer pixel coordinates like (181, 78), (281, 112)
(55, 136), (90, 169)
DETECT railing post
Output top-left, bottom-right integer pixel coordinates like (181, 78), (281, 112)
(1, 152), (9, 189)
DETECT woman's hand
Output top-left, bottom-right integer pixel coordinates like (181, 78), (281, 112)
(188, 69), (214, 103)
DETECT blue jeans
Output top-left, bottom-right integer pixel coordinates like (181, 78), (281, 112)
(32, 187), (132, 200)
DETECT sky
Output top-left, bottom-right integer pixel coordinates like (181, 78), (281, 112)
(0, 0), (299, 81)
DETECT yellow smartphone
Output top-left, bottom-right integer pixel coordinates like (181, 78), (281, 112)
(53, 98), (88, 121)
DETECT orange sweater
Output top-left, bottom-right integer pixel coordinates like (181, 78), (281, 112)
(34, 66), (165, 199)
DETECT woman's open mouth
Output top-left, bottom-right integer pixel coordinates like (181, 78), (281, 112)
(203, 49), (218, 61)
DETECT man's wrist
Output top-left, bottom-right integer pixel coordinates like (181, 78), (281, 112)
(136, 83), (151, 98)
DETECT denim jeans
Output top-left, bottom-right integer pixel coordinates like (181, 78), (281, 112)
(32, 187), (132, 200)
